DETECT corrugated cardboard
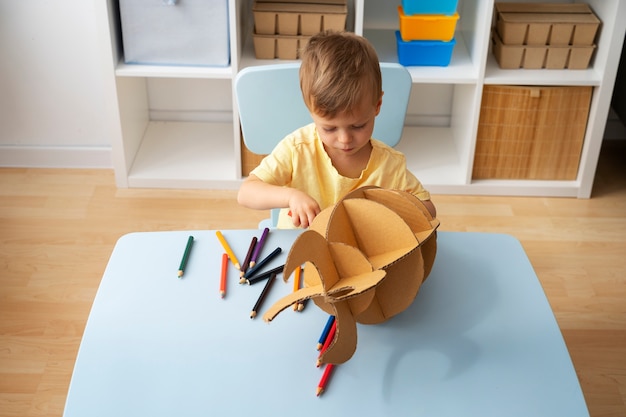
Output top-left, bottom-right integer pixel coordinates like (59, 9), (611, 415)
(492, 31), (595, 69)
(253, 2), (347, 36)
(255, 0), (346, 4)
(253, 33), (311, 59)
(495, 3), (600, 46)
(252, 0), (347, 59)
(263, 187), (440, 364)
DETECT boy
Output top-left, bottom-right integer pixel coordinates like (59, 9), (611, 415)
(237, 30), (436, 228)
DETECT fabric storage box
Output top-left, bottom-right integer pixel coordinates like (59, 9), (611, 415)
(398, 7), (459, 41)
(473, 85), (592, 180)
(492, 32), (595, 69)
(395, 31), (455, 66)
(119, 0), (229, 66)
(495, 3), (600, 46)
(253, 1), (347, 36)
(401, 0), (458, 16)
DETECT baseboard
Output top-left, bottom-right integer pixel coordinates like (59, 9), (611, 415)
(0, 145), (113, 168)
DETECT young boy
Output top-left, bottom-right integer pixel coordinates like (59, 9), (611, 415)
(237, 30), (436, 228)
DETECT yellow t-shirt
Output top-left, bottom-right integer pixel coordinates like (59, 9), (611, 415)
(250, 123), (430, 228)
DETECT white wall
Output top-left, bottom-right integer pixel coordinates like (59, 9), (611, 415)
(0, 1), (112, 167)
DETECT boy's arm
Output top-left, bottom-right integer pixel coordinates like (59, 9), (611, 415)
(237, 175), (321, 228)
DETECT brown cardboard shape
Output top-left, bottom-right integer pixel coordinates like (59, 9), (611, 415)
(263, 187), (439, 364)
(495, 3), (600, 46)
(492, 31), (595, 69)
(253, 2), (347, 36)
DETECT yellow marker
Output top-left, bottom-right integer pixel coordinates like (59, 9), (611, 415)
(215, 231), (241, 270)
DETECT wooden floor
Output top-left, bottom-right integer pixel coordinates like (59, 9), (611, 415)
(1, 140), (625, 417)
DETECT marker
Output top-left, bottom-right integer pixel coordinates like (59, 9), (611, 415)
(216, 231), (240, 270)
(177, 235), (194, 278)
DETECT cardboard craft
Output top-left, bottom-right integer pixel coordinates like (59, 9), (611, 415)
(263, 187), (440, 364)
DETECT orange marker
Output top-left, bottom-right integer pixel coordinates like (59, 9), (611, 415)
(219, 253), (228, 298)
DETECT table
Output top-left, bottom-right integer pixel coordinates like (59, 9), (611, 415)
(63, 230), (589, 417)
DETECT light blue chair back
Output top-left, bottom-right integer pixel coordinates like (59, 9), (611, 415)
(235, 62), (413, 227)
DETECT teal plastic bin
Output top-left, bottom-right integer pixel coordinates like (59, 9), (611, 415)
(401, 0), (458, 15)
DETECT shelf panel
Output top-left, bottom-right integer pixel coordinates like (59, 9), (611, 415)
(484, 53), (603, 86)
(116, 62), (234, 79)
(464, 179), (581, 198)
(128, 121), (239, 189)
(365, 29), (480, 84)
(396, 126), (467, 187)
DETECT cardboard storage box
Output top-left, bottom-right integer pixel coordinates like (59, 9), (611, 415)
(255, 0), (346, 3)
(253, 33), (311, 59)
(401, 0), (458, 16)
(473, 85), (592, 180)
(495, 3), (600, 46)
(396, 31), (456, 66)
(398, 6), (459, 41)
(264, 187), (439, 364)
(492, 31), (595, 69)
(119, 0), (229, 66)
(253, 1), (347, 36)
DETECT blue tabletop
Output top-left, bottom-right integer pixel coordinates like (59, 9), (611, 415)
(63, 230), (588, 417)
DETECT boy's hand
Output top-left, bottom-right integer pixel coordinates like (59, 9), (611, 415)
(288, 191), (321, 228)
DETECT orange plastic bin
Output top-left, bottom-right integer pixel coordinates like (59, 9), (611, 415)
(398, 6), (459, 41)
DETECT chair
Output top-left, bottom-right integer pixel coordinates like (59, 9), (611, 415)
(235, 62), (412, 227)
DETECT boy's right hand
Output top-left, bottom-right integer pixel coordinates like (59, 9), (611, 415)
(288, 191), (321, 228)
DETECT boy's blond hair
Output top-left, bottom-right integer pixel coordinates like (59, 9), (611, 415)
(299, 30), (382, 118)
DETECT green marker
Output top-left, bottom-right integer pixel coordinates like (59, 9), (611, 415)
(178, 236), (194, 278)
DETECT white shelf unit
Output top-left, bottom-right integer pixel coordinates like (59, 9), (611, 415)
(99, 0), (625, 197)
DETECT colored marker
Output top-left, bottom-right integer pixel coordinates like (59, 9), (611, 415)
(177, 235), (194, 278)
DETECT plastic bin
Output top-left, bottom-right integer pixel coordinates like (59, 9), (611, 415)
(119, 0), (230, 67)
(401, 0), (458, 16)
(395, 31), (456, 66)
(398, 7), (459, 41)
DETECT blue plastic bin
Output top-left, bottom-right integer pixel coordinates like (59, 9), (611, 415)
(401, 0), (458, 15)
(395, 31), (456, 66)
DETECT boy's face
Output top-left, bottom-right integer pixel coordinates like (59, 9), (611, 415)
(311, 94), (382, 161)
